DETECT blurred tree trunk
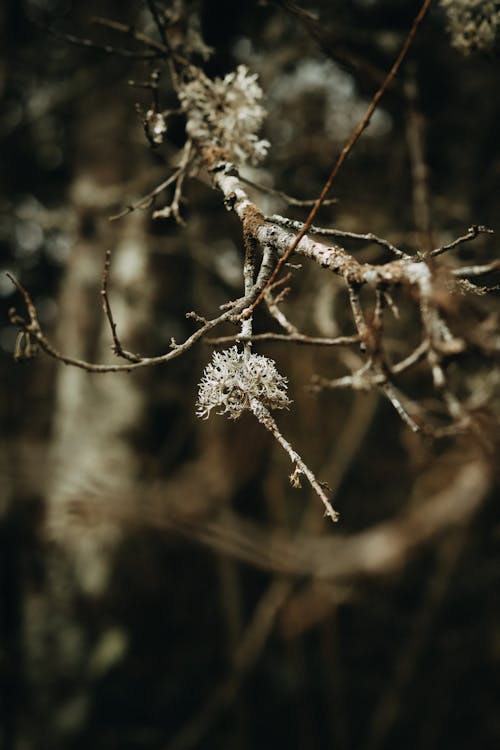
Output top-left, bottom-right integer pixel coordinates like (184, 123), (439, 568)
(18, 45), (156, 746)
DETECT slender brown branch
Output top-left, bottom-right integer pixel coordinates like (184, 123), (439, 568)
(240, 174), (338, 207)
(91, 15), (169, 54)
(7, 245), (277, 373)
(390, 340), (429, 374)
(246, 0), (432, 315)
(404, 64), (433, 251)
(250, 398), (339, 522)
(429, 225), (494, 258)
(268, 214), (410, 259)
(100, 250), (141, 362)
(42, 24), (163, 59)
(152, 141), (193, 223)
(109, 169), (181, 221)
(146, 0), (172, 54)
(206, 333), (360, 347)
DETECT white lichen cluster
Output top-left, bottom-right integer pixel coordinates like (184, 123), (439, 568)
(179, 65), (270, 164)
(196, 346), (290, 420)
(440, 0), (500, 54)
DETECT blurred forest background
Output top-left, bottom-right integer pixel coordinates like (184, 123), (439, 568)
(1, 1), (499, 749)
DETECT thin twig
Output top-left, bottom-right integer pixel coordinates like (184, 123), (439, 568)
(379, 381), (422, 433)
(110, 169), (181, 221)
(7, 245), (278, 373)
(146, 0), (170, 51)
(240, 175), (338, 207)
(206, 333), (360, 347)
(268, 214), (409, 259)
(250, 398), (339, 522)
(428, 225), (494, 258)
(152, 141), (193, 223)
(452, 260), (500, 277)
(246, 0), (432, 315)
(91, 15), (168, 54)
(42, 24), (163, 60)
(390, 340), (429, 374)
(404, 64), (433, 252)
(100, 249), (141, 362)
(264, 287), (299, 335)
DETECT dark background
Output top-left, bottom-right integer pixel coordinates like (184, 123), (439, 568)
(1, 1), (499, 749)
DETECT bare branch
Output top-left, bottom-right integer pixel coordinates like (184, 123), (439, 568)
(109, 169), (181, 221)
(429, 225), (494, 258)
(91, 15), (169, 54)
(100, 249), (141, 363)
(42, 23), (164, 60)
(206, 333), (360, 347)
(269, 214), (409, 259)
(246, 0), (432, 314)
(240, 174), (338, 207)
(250, 398), (339, 522)
(7, 248), (277, 373)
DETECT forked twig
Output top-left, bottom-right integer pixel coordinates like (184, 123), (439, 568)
(109, 169), (181, 221)
(246, 0), (432, 315)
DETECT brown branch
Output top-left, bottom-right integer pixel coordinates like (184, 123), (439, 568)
(91, 15), (169, 54)
(42, 24), (163, 60)
(250, 399), (339, 522)
(206, 333), (360, 347)
(274, 0), (402, 92)
(152, 140), (193, 223)
(404, 64), (433, 252)
(268, 214), (410, 259)
(246, 0), (432, 316)
(429, 225), (494, 258)
(239, 174), (338, 208)
(109, 169), (181, 221)
(7, 246), (277, 373)
(146, 0), (170, 50)
(100, 249), (141, 362)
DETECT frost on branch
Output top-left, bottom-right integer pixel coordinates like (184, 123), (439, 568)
(179, 65), (270, 165)
(196, 346), (290, 420)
